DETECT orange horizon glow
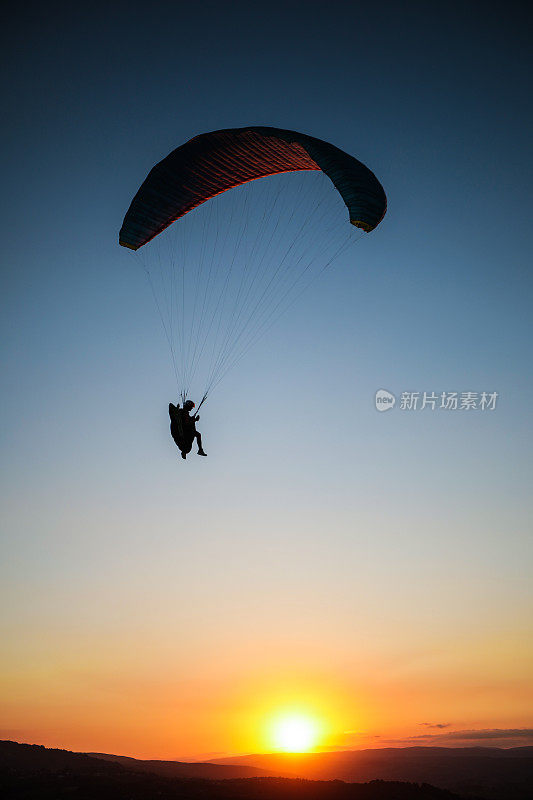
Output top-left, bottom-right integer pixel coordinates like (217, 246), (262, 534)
(2, 538), (531, 762)
(3, 654), (531, 761)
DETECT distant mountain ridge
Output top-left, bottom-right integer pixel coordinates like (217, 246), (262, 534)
(2, 740), (532, 799)
(86, 750), (279, 779)
(207, 746), (533, 799)
(0, 740), (471, 800)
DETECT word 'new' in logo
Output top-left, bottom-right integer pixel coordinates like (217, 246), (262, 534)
(375, 389), (396, 411)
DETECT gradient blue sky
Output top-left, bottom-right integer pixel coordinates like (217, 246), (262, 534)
(1, 1), (532, 758)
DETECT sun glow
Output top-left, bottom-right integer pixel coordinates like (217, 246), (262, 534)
(270, 712), (321, 752)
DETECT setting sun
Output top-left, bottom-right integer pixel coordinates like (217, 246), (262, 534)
(270, 713), (321, 752)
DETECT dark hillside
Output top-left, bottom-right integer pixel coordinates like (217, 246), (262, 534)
(87, 750), (278, 778)
(208, 746), (533, 799)
(1, 741), (471, 800)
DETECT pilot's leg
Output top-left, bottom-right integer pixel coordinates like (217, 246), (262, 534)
(195, 431), (207, 456)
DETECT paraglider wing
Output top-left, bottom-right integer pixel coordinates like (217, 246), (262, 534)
(119, 126), (387, 251)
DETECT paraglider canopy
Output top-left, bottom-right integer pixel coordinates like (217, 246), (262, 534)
(119, 126), (387, 252)
(119, 126), (387, 407)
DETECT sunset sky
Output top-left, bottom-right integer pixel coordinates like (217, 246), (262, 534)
(1, 1), (532, 760)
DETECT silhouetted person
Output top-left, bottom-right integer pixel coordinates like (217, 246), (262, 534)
(169, 399), (207, 459)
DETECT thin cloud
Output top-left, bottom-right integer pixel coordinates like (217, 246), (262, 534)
(442, 729), (533, 741)
(419, 722), (450, 729)
(383, 728), (533, 748)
